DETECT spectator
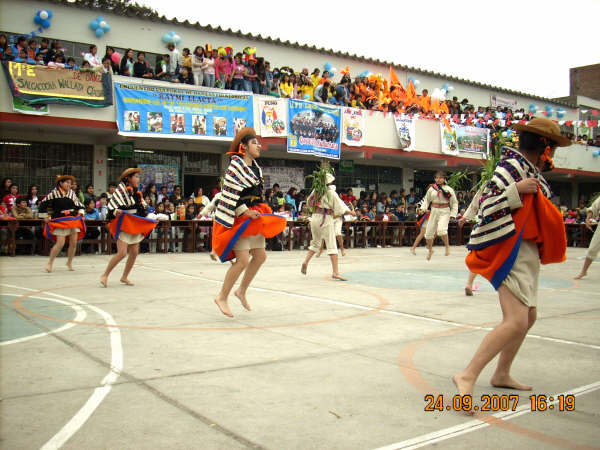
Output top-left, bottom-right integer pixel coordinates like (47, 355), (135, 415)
(176, 66), (193, 84)
(169, 185), (184, 205)
(190, 187), (209, 207)
(280, 74), (293, 98)
(84, 198), (101, 220)
(120, 48), (135, 76)
(155, 54), (172, 81)
(104, 46), (120, 74)
(2, 183), (19, 210)
(107, 182), (117, 199)
(1, 177), (13, 197)
(191, 45), (204, 86)
(166, 42), (181, 74)
(407, 188), (417, 205)
(97, 195), (108, 219)
(25, 185), (39, 215)
(101, 56), (113, 74)
(245, 57), (259, 93)
(394, 204), (407, 221)
(231, 54), (246, 91)
(143, 183), (158, 207)
(285, 188), (298, 211)
(181, 47), (192, 70)
(11, 197), (32, 219)
(0, 34), (8, 58)
(83, 184), (97, 205)
(256, 57), (267, 94)
(157, 185), (168, 203)
(45, 40), (62, 63)
(26, 38), (38, 60)
(215, 51), (232, 89)
(201, 45), (216, 87)
(133, 51), (152, 78)
(83, 44), (101, 68)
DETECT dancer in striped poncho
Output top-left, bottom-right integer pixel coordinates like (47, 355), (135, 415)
(212, 127), (286, 317)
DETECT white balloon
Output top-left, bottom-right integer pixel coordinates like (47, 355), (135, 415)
(99, 21), (107, 28)
(173, 34), (181, 43)
(40, 10), (48, 20)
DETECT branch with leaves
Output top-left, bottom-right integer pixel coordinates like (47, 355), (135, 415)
(305, 161), (334, 213)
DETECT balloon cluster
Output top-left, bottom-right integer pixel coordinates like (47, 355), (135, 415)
(529, 104), (538, 114)
(161, 31), (182, 46)
(323, 62), (337, 76)
(442, 83), (454, 92)
(90, 16), (110, 37)
(556, 108), (566, 119)
(543, 105), (554, 117)
(593, 149), (600, 158)
(408, 76), (420, 86)
(359, 70), (371, 78)
(34, 9), (53, 29)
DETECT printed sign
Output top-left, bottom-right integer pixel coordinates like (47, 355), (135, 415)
(440, 123), (490, 156)
(258, 98), (287, 137)
(342, 107), (365, 147)
(287, 99), (341, 159)
(394, 115), (417, 151)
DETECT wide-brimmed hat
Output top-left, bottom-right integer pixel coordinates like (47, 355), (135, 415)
(227, 127), (258, 156)
(512, 117), (571, 147)
(119, 167), (142, 181)
(55, 175), (76, 185)
(325, 173), (335, 184)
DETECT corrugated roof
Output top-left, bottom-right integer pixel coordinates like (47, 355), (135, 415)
(39, 0), (575, 107)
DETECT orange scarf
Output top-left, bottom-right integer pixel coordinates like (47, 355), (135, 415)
(466, 188), (566, 289)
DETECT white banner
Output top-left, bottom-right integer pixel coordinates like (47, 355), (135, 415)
(261, 166), (305, 193)
(491, 94), (518, 109)
(258, 97), (287, 137)
(440, 122), (459, 155)
(342, 107), (365, 147)
(394, 115), (416, 151)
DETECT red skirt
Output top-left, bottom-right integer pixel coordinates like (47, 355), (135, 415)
(44, 216), (86, 242)
(416, 211), (430, 228)
(108, 212), (157, 241)
(212, 203), (287, 262)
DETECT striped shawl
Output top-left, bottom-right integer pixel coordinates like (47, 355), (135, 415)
(107, 182), (147, 218)
(215, 155), (262, 228)
(38, 187), (85, 217)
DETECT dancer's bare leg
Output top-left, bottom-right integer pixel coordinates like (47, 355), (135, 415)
(46, 235), (66, 272)
(491, 307), (536, 390)
(302, 249), (315, 274)
(453, 285), (530, 399)
(66, 231), (77, 270)
(442, 234), (450, 256)
(330, 253), (346, 280)
(465, 272), (477, 296)
(574, 257), (593, 279)
(317, 240), (324, 257)
(425, 238), (434, 260)
(337, 235), (346, 256)
(120, 243), (139, 285)
(214, 250), (249, 317)
(100, 239), (128, 287)
(235, 247), (266, 311)
(410, 229), (425, 255)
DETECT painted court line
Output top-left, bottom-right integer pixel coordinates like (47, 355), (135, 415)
(0, 294), (86, 346)
(373, 381), (600, 450)
(142, 265), (600, 351)
(1, 284), (123, 450)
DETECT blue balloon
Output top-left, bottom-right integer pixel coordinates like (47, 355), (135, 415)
(46, 10), (53, 19)
(41, 19), (50, 28)
(545, 105), (552, 111)
(557, 109), (565, 118)
(97, 16), (104, 22)
(324, 62), (332, 71)
(505, 129), (512, 137)
(90, 20), (99, 30)
(103, 23), (111, 32)
(95, 28), (104, 37)
(593, 150), (600, 157)
(162, 34), (171, 43)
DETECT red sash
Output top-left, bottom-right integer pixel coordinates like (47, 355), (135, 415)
(44, 216), (86, 242)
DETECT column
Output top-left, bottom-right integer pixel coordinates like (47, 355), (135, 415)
(93, 145), (107, 196)
(570, 180), (578, 208)
(401, 167), (413, 193)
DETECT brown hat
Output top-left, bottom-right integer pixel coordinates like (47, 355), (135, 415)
(55, 175), (76, 185)
(227, 127), (258, 156)
(119, 167), (142, 181)
(512, 117), (571, 147)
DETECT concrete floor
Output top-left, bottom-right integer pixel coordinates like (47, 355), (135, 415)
(1, 246), (598, 450)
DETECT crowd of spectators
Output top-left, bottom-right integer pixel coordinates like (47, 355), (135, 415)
(2, 33), (598, 146)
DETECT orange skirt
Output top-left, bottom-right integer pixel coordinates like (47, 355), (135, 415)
(44, 216), (86, 242)
(108, 211), (157, 241)
(212, 203), (287, 262)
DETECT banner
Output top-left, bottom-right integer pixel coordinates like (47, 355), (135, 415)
(287, 99), (341, 159)
(440, 123), (490, 156)
(342, 107), (365, 147)
(491, 94), (518, 109)
(12, 96), (49, 115)
(258, 98), (287, 137)
(261, 166), (305, 193)
(114, 82), (253, 140)
(2, 61), (112, 107)
(394, 114), (416, 151)
(139, 164), (179, 194)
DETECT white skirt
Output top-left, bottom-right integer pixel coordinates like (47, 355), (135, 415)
(118, 231), (145, 245)
(53, 227), (80, 236)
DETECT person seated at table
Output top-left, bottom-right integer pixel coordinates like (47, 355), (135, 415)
(83, 198), (101, 253)
(11, 198), (34, 251)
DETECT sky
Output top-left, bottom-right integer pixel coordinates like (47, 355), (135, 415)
(136, 0), (599, 99)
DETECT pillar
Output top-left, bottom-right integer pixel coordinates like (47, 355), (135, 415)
(402, 167), (413, 193)
(93, 145), (107, 196)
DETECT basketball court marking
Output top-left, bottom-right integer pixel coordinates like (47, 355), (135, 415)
(0, 294), (86, 346)
(1, 284), (123, 450)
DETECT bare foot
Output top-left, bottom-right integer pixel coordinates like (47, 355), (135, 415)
(301, 262), (307, 275)
(316, 249), (323, 258)
(341, 250), (346, 257)
(45, 264), (53, 273)
(209, 250), (218, 261)
(100, 275), (108, 288)
(234, 289), (251, 311)
(465, 286), (473, 296)
(214, 296), (233, 317)
(574, 272), (586, 280)
(120, 278), (134, 286)
(445, 248), (450, 256)
(426, 248), (434, 261)
(332, 274), (347, 281)
(452, 373), (475, 415)
(410, 247), (416, 255)
(66, 263), (75, 271)
(490, 374), (532, 391)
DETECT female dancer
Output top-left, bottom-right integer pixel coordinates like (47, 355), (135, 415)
(419, 171), (458, 260)
(454, 118), (570, 408)
(100, 168), (157, 287)
(211, 127), (286, 317)
(38, 175), (86, 272)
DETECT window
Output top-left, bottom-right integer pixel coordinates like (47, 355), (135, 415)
(111, 46), (161, 71)
(1, 30), (94, 65)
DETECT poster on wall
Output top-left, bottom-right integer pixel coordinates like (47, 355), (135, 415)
(287, 99), (341, 159)
(138, 164), (179, 194)
(12, 97), (49, 115)
(261, 167), (305, 193)
(258, 98), (287, 137)
(394, 115), (416, 151)
(114, 82), (253, 140)
(491, 95), (518, 109)
(440, 123), (490, 157)
(342, 107), (365, 147)
(2, 61), (113, 107)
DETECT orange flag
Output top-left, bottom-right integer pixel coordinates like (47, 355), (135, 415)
(406, 80), (417, 106)
(389, 66), (403, 90)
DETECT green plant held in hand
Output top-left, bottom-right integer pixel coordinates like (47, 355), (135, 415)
(305, 160), (334, 213)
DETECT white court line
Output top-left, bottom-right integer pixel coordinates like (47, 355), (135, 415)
(142, 265), (600, 351)
(0, 294), (86, 346)
(1, 283), (123, 450)
(372, 381), (600, 450)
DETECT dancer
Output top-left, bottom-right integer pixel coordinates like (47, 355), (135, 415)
(39, 175), (86, 273)
(574, 193), (600, 279)
(409, 210), (429, 255)
(317, 183), (347, 257)
(419, 171), (458, 260)
(211, 127), (286, 317)
(458, 186), (484, 295)
(301, 167), (356, 280)
(453, 118), (570, 409)
(100, 168), (157, 287)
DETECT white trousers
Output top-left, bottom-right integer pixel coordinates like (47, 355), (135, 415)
(588, 225), (600, 260)
(308, 214), (337, 255)
(425, 207), (451, 239)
